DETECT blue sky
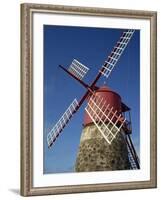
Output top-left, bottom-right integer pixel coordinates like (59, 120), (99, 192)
(43, 25), (140, 174)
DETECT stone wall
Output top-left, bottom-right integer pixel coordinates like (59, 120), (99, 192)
(75, 124), (131, 172)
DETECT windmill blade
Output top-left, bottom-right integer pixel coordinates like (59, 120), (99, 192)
(100, 29), (135, 79)
(85, 94), (126, 144)
(68, 59), (89, 80)
(47, 99), (79, 147)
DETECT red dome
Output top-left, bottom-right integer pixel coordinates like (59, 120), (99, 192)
(84, 86), (122, 126)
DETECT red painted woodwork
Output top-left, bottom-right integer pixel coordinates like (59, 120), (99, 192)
(83, 86), (122, 126)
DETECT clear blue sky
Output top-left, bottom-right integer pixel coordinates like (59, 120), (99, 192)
(43, 25), (140, 174)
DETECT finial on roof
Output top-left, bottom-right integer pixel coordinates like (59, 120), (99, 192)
(103, 80), (107, 85)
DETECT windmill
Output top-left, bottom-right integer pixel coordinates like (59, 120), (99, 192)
(47, 29), (140, 171)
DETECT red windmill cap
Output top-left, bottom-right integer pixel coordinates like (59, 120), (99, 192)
(96, 85), (111, 91)
(95, 85), (121, 99)
(84, 85), (122, 126)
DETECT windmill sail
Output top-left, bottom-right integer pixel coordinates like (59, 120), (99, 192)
(85, 94), (126, 144)
(68, 59), (89, 80)
(100, 30), (135, 79)
(47, 99), (79, 147)
(47, 29), (136, 150)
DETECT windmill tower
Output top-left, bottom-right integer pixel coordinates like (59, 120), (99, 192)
(47, 29), (140, 172)
(75, 86), (132, 171)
